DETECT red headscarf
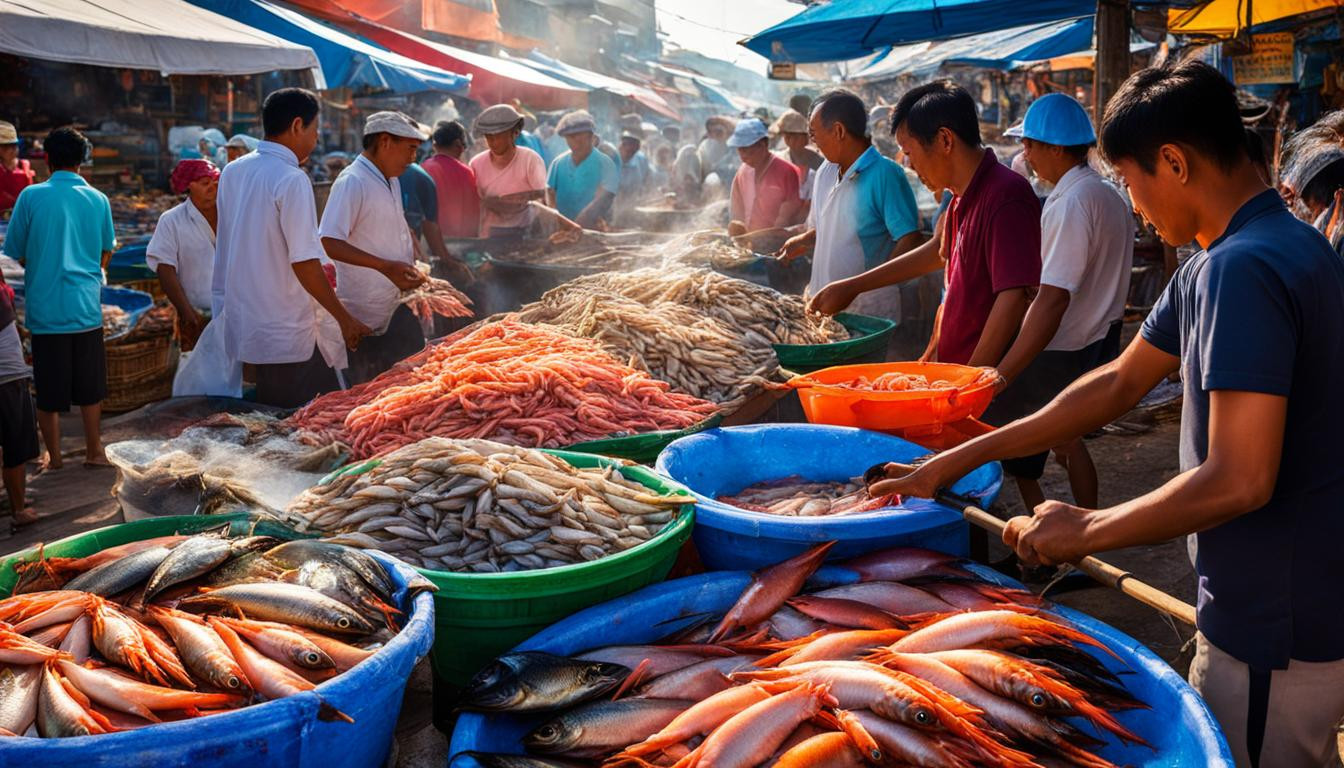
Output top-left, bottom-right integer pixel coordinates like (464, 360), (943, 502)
(170, 158), (220, 195)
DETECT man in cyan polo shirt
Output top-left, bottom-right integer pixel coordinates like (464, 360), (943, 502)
(873, 61), (1344, 767)
(546, 110), (618, 229)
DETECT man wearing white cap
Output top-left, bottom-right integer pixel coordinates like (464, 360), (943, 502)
(988, 93), (1134, 511)
(726, 118), (802, 236)
(222, 134), (257, 166)
(547, 110), (618, 229)
(319, 111), (428, 384)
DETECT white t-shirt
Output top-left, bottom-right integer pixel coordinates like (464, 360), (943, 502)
(1039, 164), (1134, 351)
(146, 199), (215, 312)
(318, 154), (413, 335)
(214, 141), (344, 368)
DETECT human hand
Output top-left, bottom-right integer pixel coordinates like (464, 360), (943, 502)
(178, 309), (206, 350)
(807, 281), (858, 316)
(776, 233), (812, 264)
(1002, 500), (1096, 566)
(383, 261), (426, 291)
(339, 314), (372, 350)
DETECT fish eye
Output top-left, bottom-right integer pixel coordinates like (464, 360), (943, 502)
(914, 710), (932, 725)
(228, 676), (242, 689)
(337, 618), (351, 628)
(1030, 693), (1047, 707)
(536, 726), (557, 739)
(306, 652), (322, 665)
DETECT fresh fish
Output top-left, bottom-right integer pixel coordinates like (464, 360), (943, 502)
(460, 651), (629, 712)
(812, 582), (956, 617)
(635, 654), (760, 700)
(210, 619), (351, 722)
(203, 551), (285, 587)
(770, 731), (865, 768)
(177, 583), (378, 635)
(56, 660), (242, 721)
(671, 681), (836, 768)
(150, 607), (251, 695)
(614, 683), (776, 759)
(142, 535), (237, 602)
(785, 595), (910, 630)
(58, 615), (92, 662)
(284, 560), (399, 627)
(265, 540), (395, 602)
(89, 597), (172, 685)
(37, 665), (113, 738)
(212, 616), (333, 671)
(709, 542), (834, 642)
(0, 665), (41, 735)
(523, 698), (693, 757)
(838, 547), (974, 583)
(0, 625), (64, 665)
(889, 610), (1120, 660)
(64, 546), (173, 596)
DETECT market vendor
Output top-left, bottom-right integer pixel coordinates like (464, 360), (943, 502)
(146, 159), (220, 350)
(1, 127), (113, 470)
(981, 93), (1134, 512)
(772, 109), (823, 217)
(805, 82), (1040, 394)
(874, 61), (1344, 768)
(0, 121), (33, 214)
(546, 110), (619, 229)
(423, 120), (480, 239)
(727, 119), (803, 237)
(777, 89), (921, 330)
(215, 88), (370, 409)
(222, 134), (257, 165)
(469, 104), (548, 238)
(319, 111), (429, 385)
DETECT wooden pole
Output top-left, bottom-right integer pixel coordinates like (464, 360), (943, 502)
(1093, 0), (1132, 125)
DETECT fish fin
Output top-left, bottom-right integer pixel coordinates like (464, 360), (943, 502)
(612, 658), (652, 700)
(652, 643), (736, 657)
(316, 697), (355, 724)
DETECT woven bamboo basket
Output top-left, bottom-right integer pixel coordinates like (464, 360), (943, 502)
(104, 332), (176, 413)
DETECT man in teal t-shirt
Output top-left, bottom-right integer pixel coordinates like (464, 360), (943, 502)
(1, 127), (113, 470)
(546, 110), (618, 228)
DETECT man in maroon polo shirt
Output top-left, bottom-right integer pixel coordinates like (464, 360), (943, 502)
(809, 80), (1045, 500)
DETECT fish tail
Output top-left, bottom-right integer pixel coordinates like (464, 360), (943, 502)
(1048, 739), (1121, 768)
(1018, 616), (1123, 662)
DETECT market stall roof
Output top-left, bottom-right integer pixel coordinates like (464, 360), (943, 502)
(1167, 0), (1340, 36)
(0, 0), (322, 79)
(188, 0), (468, 94)
(292, 10), (586, 111)
(741, 0), (1098, 63)
(854, 17), (1094, 80)
(507, 51), (681, 120)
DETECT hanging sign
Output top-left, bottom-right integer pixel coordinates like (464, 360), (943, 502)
(1232, 32), (1295, 85)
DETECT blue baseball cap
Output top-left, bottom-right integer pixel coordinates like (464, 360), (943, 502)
(1021, 93), (1096, 147)
(726, 118), (769, 148)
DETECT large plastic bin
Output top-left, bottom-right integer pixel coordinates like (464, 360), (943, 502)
(656, 424), (1001, 570)
(0, 514), (434, 768)
(448, 567), (1233, 767)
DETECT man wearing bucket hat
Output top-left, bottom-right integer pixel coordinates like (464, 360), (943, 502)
(982, 93), (1134, 512)
(726, 118), (802, 236)
(147, 159), (222, 350)
(319, 111), (429, 384)
(469, 104), (548, 237)
(0, 121), (33, 213)
(546, 110), (619, 228)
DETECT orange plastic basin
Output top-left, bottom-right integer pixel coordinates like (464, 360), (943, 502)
(792, 362), (997, 434)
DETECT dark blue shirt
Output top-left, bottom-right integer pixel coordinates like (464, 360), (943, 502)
(398, 163), (439, 235)
(1141, 189), (1344, 668)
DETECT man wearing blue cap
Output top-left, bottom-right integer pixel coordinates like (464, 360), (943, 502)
(726, 118), (802, 236)
(986, 93), (1134, 511)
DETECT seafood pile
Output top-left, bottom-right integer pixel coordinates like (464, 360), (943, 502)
(717, 476), (900, 517)
(498, 247), (662, 271)
(516, 269), (846, 409)
(401, 276), (473, 324)
(284, 437), (691, 574)
(108, 193), (179, 241)
(458, 543), (1150, 768)
(660, 235), (759, 272)
(2, 530), (425, 738)
(286, 321), (717, 459)
(830, 369), (997, 394)
(102, 306), (130, 338)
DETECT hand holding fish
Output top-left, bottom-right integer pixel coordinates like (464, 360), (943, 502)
(1003, 500), (1097, 566)
(806, 279), (859, 316)
(866, 461), (942, 501)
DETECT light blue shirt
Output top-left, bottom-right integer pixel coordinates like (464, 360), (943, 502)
(619, 150), (651, 196)
(2, 171), (113, 334)
(547, 149), (619, 221)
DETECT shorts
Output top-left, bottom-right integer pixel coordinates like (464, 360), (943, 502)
(343, 305), (425, 386)
(0, 378), (40, 469)
(252, 346), (338, 410)
(30, 329), (108, 412)
(982, 321), (1123, 480)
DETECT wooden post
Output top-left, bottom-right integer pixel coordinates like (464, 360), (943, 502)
(1094, 0), (1131, 125)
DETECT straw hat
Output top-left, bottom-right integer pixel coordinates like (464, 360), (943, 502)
(0, 121), (17, 145)
(772, 109), (808, 136)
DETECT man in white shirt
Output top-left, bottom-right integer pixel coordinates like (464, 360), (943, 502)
(319, 111), (428, 384)
(147, 159), (219, 349)
(213, 88), (370, 409)
(988, 93), (1134, 510)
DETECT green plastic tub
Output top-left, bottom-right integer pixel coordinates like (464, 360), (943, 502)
(565, 413), (724, 463)
(773, 312), (897, 373)
(421, 449), (694, 693)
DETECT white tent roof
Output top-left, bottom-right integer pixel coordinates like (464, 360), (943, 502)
(0, 0), (323, 82)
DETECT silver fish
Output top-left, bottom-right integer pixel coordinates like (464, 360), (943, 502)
(64, 546), (173, 596)
(460, 651), (629, 713)
(177, 582), (378, 635)
(142, 536), (236, 602)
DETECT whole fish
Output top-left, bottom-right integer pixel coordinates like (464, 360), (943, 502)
(283, 560), (398, 627)
(64, 546), (173, 596)
(0, 665), (41, 735)
(210, 619), (352, 722)
(150, 607), (251, 694)
(212, 616), (333, 671)
(37, 665), (113, 738)
(56, 660), (243, 721)
(672, 681), (836, 768)
(0, 625), (64, 665)
(142, 536), (236, 603)
(265, 540), (396, 602)
(709, 542), (834, 642)
(523, 698), (693, 757)
(460, 651), (629, 712)
(177, 583), (378, 635)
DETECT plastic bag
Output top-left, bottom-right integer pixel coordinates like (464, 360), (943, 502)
(172, 311), (241, 398)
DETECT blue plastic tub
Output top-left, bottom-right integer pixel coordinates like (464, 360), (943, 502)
(655, 424), (1003, 570)
(448, 567), (1233, 767)
(0, 542), (434, 768)
(12, 283), (154, 342)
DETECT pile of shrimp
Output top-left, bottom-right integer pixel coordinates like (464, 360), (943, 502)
(287, 321), (718, 459)
(460, 543), (1153, 768)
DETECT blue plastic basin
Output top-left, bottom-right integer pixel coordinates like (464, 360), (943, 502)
(1, 550), (434, 768)
(448, 567), (1232, 766)
(655, 424), (1003, 570)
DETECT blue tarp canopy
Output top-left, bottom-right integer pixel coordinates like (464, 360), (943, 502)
(854, 17), (1093, 79)
(187, 0), (469, 94)
(741, 0), (1098, 63)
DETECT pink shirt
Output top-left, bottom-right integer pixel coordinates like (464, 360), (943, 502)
(469, 147), (546, 235)
(730, 154), (802, 231)
(423, 153), (480, 238)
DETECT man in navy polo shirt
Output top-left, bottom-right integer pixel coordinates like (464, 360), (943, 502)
(871, 60), (1344, 767)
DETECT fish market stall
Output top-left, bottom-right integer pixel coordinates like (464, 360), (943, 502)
(0, 514), (434, 768)
(449, 545), (1233, 767)
(657, 424), (1002, 569)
